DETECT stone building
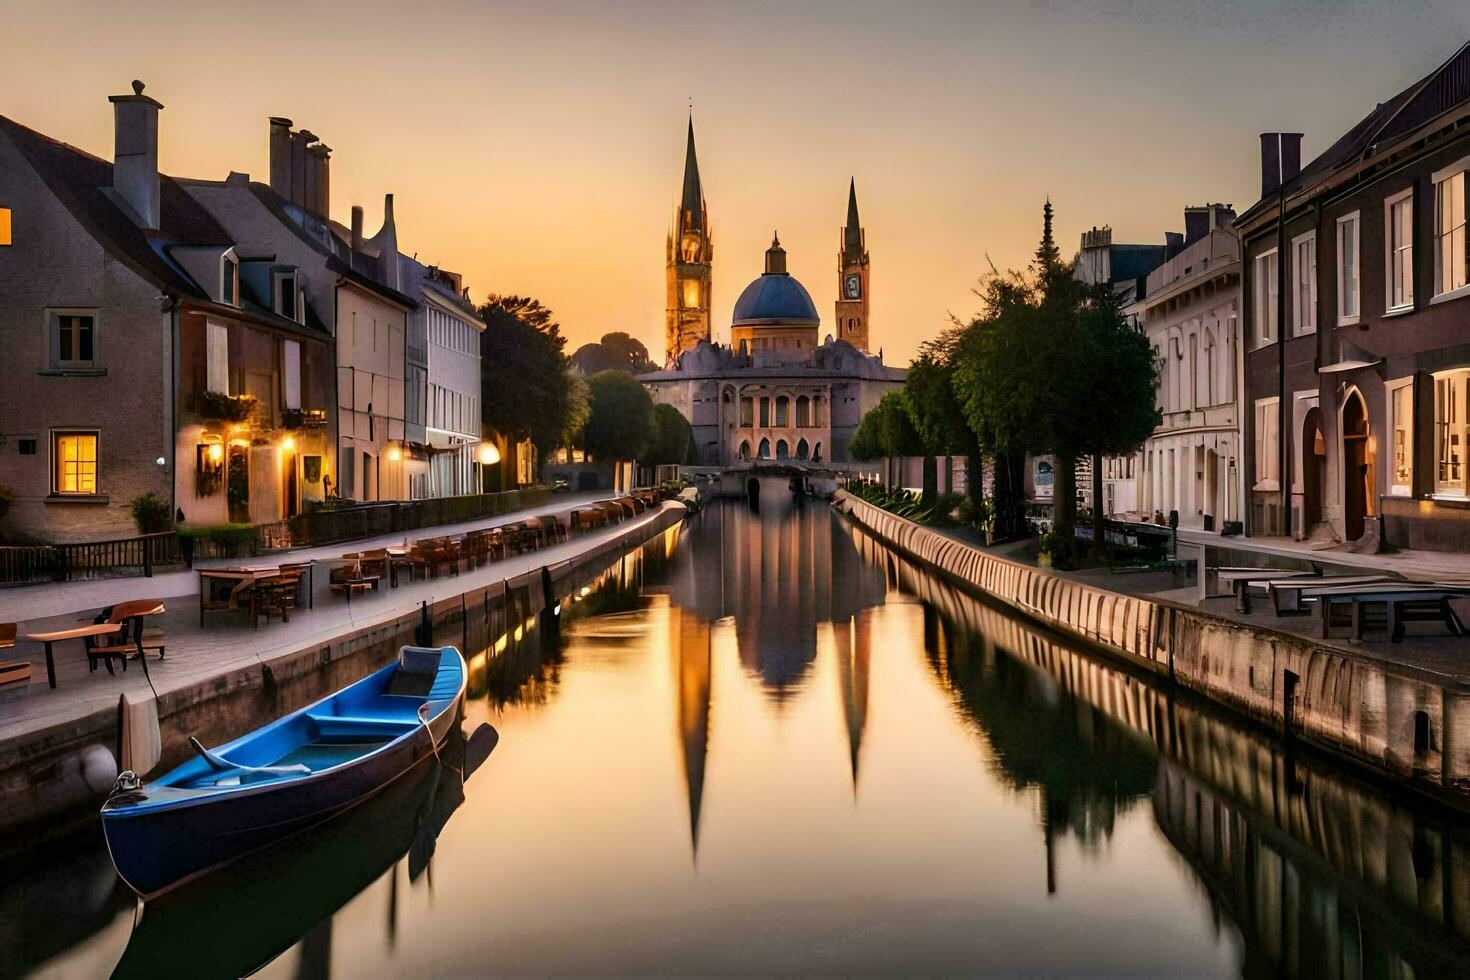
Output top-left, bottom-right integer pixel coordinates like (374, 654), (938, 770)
(185, 119), (419, 504)
(643, 239), (902, 466)
(0, 82), (334, 541)
(1239, 42), (1470, 551)
(1136, 204), (1242, 530)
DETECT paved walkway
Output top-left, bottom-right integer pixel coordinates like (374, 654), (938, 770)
(0, 490), (609, 625)
(0, 495), (669, 745)
(928, 523), (1470, 684)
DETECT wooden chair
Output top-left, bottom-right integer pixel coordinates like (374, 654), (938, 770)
(328, 560), (380, 604)
(0, 624), (28, 688)
(539, 515), (567, 545)
(256, 572), (301, 625)
(200, 574), (257, 627)
(358, 549), (391, 584)
(278, 560), (314, 609)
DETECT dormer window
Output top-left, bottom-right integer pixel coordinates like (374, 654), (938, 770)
(273, 269), (299, 321)
(221, 253), (238, 307)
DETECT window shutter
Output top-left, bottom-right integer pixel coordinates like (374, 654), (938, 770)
(207, 322), (230, 394)
(282, 339), (302, 410)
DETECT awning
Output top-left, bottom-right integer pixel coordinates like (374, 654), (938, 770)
(1318, 358), (1382, 375)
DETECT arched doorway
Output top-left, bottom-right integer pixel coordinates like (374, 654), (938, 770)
(776, 439), (789, 460)
(737, 440), (750, 461)
(812, 442), (822, 462)
(1301, 406), (1324, 533)
(796, 438), (809, 460)
(1341, 390), (1373, 541)
(758, 438), (771, 459)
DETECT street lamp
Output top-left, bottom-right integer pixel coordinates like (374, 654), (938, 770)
(477, 442), (501, 494)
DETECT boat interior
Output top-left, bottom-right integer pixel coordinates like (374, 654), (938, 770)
(160, 648), (463, 790)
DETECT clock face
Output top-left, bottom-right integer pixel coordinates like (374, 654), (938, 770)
(844, 274), (861, 299)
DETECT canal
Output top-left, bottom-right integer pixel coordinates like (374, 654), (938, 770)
(11, 480), (1470, 976)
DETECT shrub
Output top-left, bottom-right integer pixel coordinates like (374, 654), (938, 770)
(199, 391), (257, 423)
(177, 523), (259, 558)
(130, 491), (173, 533)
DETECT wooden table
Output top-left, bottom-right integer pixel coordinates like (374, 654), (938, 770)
(199, 567), (279, 627)
(386, 546), (411, 587)
(25, 623), (122, 689)
(1303, 583), (1470, 642)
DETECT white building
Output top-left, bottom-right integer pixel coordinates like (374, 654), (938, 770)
(400, 256), (483, 498)
(1136, 204), (1243, 529)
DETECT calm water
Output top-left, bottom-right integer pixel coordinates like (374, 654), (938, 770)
(12, 479), (1470, 976)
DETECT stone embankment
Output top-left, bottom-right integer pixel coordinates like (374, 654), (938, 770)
(834, 491), (1470, 811)
(1, 504), (687, 843)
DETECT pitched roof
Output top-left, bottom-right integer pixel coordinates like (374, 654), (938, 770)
(0, 114), (232, 300)
(681, 116), (704, 225)
(1239, 41), (1470, 223)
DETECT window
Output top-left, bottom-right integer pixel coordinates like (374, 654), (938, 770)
(221, 254), (238, 307)
(207, 321), (229, 394)
(1292, 232), (1316, 335)
(1336, 213), (1360, 323)
(274, 270), (298, 321)
(1389, 379), (1414, 496)
(1436, 371), (1468, 496)
(282, 339), (302, 411)
(759, 397), (769, 427)
(775, 397), (789, 427)
(52, 431), (98, 495)
(1252, 249), (1278, 346)
(1253, 397), (1280, 489)
(796, 396), (810, 427)
(1386, 190), (1414, 312)
(0, 206), (10, 245)
(740, 397), (753, 427)
(48, 310), (98, 369)
(17, 438), (36, 455)
(1434, 169), (1467, 296)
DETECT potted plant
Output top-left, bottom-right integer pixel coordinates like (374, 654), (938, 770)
(199, 391), (258, 423)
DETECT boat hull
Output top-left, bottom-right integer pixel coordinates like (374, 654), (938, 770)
(101, 648), (464, 899)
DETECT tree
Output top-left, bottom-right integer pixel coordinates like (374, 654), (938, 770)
(649, 403), (697, 465)
(583, 370), (656, 463)
(952, 201), (1160, 551)
(561, 367), (591, 445)
(478, 294), (574, 461)
(571, 332), (658, 376)
(903, 329), (980, 508)
(850, 391), (922, 489)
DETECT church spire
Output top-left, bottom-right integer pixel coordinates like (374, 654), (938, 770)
(681, 115), (704, 228)
(846, 177), (860, 231)
(843, 178), (864, 259)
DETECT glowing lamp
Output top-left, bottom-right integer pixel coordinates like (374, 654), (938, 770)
(478, 443), (501, 465)
(387, 446), (403, 462)
(208, 443), (224, 464)
(281, 435), (295, 452)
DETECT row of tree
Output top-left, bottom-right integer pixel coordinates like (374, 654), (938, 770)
(477, 302), (693, 476)
(851, 201), (1161, 546)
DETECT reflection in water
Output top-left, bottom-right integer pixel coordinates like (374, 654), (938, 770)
(11, 480), (1470, 975)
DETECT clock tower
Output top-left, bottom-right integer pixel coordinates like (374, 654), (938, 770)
(665, 117), (713, 365)
(835, 178), (870, 352)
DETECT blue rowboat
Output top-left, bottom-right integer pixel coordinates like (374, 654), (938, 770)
(101, 645), (467, 899)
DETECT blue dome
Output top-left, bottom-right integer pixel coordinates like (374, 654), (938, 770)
(731, 273), (820, 327)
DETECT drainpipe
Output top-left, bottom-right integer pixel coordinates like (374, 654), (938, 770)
(1277, 182), (1289, 536)
(164, 293), (180, 529)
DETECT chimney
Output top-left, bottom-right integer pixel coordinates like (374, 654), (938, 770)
(1164, 231), (1184, 260)
(376, 194), (399, 290)
(109, 80), (163, 230)
(1209, 203), (1236, 233)
(302, 142), (318, 219)
(268, 117), (292, 199)
(290, 129), (311, 210)
(350, 205), (364, 254)
(1260, 133), (1304, 198)
(309, 143), (331, 218)
(1183, 206), (1209, 246)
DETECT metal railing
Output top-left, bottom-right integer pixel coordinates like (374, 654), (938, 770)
(0, 531), (181, 586)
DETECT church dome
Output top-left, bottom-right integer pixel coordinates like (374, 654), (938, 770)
(731, 234), (821, 327)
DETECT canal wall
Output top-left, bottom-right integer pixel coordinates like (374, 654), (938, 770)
(833, 491), (1470, 811)
(0, 504), (687, 845)
(839, 514), (1470, 969)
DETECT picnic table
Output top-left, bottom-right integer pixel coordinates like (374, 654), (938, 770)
(1301, 582), (1470, 642)
(1215, 569), (1319, 613)
(199, 566), (279, 627)
(1249, 574), (1396, 615)
(25, 622), (122, 689)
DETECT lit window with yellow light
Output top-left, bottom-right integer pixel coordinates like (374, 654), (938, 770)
(53, 432), (98, 494)
(0, 207), (11, 246)
(682, 279), (700, 308)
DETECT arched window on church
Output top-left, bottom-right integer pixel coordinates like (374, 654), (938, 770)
(776, 439), (789, 460)
(812, 441), (823, 462)
(738, 440), (750, 461)
(796, 438), (809, 460)
(796, 396), (810, 427)
(775, 396), (789, 427)
(758, 438), (771, 459)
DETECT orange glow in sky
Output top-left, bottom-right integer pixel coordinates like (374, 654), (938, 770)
(4, 0), (1468, 363)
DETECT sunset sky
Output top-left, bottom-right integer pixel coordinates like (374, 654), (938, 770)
(4, 0), (1469, 363)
